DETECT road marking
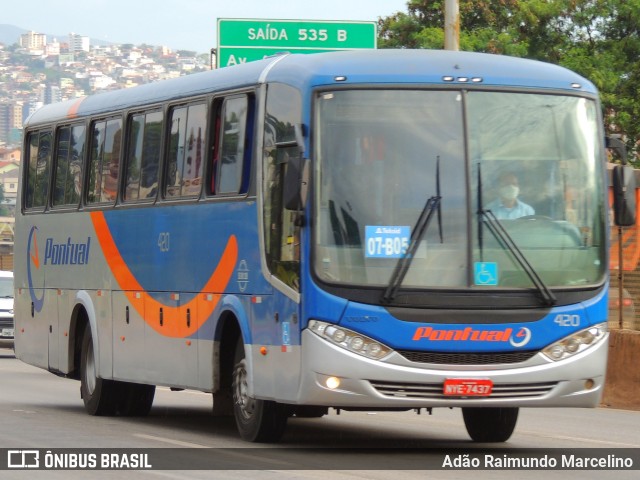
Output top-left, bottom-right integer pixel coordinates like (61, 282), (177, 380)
(522, 430), (640, 448)
(131, 434), (293, 467)
(132, 433), (208, 448)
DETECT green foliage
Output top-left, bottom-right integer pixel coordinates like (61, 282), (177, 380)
(176, 50), (198, 58)
(378, 0), (640, 161)
(0, 184), (7, 217)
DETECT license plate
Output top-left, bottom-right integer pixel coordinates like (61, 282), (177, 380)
(1, 328), (14, 338)
(443, 379), (493, 397)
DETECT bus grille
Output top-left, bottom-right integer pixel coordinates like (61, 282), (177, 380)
(397, 350), (538, 365)
(369, 380), (557, 400)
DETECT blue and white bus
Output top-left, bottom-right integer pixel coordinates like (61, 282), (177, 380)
(14, 49), (634, 443)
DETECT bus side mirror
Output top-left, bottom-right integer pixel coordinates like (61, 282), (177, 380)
(612, 164), (636, 227)
(277, 124), (309, 211)
(283, 154), (309, 211)
(606, 136), (627, 164)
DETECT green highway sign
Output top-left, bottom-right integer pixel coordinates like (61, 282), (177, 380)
(216, 18), (377, 68)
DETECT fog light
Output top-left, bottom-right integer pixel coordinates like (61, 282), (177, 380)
(326, 377), (341, 389)
(584, 379), (595, 390)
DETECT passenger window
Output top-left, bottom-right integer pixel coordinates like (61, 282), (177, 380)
(216, 96), (251, 194)
(165, 103), (207, 198)
(25, 130), (52, 210)
(53, 124), (85, 207)
(124, 111), (163, 201)
(87, 118), (122, 204)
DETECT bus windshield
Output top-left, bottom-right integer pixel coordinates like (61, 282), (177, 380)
(313, 89), (605, 294)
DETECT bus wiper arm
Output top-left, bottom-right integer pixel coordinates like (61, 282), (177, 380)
(381, 157), (443, 304)
(381, 195), (442, 304)
(480, 209), (557, 306)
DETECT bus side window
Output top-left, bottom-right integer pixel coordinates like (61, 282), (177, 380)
(52, 124), (85, 207)
(215, 94), (253, 195)
(125, 114), (144, 201)
(124, 110), (163, 201)
(165, 102), (207, 199)
(87, 118), (122, 205)
(25, 130), (52, 210)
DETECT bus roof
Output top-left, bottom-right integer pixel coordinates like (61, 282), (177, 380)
(24, 49), (596, 127)
(270, 49), (597, 93)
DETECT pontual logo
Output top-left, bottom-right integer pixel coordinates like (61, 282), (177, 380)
(43, 237), (91, 265)
(412, 326), (532, 348)
(27, 228), (92, 313)
(27, 226), (45, 313)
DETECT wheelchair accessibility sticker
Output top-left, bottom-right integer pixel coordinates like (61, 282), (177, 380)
(474, 262), (498, 285)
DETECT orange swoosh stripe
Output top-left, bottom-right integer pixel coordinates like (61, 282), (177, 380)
(67, 97), (85, 119)
(91, 211), (238, 338)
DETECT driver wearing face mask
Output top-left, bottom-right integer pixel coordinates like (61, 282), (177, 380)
(486, 172), (535, 220)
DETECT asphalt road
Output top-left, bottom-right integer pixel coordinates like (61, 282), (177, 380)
(1, 346), (639, 479)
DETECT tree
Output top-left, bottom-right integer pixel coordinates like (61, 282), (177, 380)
(378, 0), (529, 54)
(176, 50), (197, 58)
(0, 185), (8, 217)
(378, 0), (640, 160)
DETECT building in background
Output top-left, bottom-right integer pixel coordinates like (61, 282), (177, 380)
(68, 33), (90, 53)
(19, 31), (47, 51)
(44, 85), (62, 105)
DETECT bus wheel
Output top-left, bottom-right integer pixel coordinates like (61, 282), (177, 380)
(462, 407), (519, 442)
(232, 339), (288, 442)
(79, 326), (119, 416)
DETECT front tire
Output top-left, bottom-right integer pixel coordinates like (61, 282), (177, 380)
(462, 407), (519, 442)
(232, 339), (288, 442)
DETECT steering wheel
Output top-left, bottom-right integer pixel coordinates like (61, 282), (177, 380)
(518, 215), (554, 221)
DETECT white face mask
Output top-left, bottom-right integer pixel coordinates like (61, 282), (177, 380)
(500, 184), (519, 200)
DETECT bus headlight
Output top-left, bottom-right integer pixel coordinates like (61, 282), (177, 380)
(308, 320), (392, 360)
(541, 323), (608, 361)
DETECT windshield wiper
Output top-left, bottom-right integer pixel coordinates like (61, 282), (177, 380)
(381, 158), (443, 304)
(478, 210), (557, 306)
(476, 164), (556, 306)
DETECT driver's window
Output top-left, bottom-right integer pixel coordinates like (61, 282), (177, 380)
(262, 83), (302, 291)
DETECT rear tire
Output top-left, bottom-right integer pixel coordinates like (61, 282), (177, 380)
(79, 326), (119, 415)
(232, 339), (288, 442)
(462, 407), (519, 442)
(80, 326), (155, 416)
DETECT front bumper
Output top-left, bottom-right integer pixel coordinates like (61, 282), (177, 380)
(294, 329), (608, 408)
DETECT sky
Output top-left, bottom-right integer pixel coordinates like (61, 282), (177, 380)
(2, 0), (410, 53)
